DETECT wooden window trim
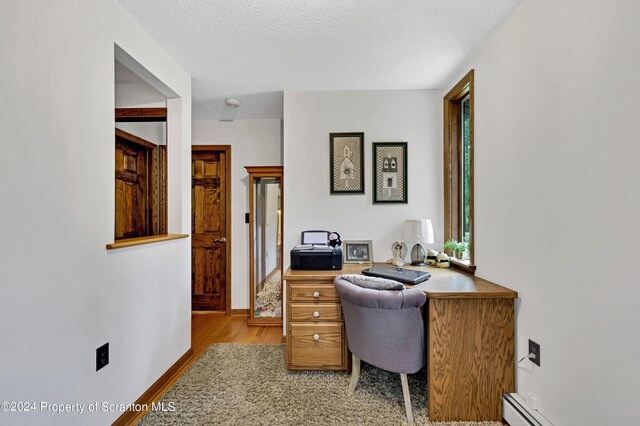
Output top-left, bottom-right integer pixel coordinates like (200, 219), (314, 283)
(106, 234), (189, 250)
(115, 107), (167, 122)
(450, 258), (476, 275)
(444, 70), (476, 274)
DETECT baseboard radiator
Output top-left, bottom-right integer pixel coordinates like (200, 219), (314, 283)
(503, 394), (553, 426)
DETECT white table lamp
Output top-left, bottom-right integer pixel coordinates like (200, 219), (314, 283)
(404, 219), (434, 266)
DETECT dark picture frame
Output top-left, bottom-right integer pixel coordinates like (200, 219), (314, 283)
(373, 142), (408, 203)
(343, 240), (374, 264)
(330, 132), (365, 194)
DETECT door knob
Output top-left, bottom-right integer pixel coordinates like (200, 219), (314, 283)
(214, 237), (227, 243)
(313, 291), (320, 298)
(313, 334), (320, 341)
(313, 311), (320, 318)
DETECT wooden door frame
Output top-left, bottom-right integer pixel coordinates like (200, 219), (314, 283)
(115, 107), (167, 122)
(192, 145), (232, 315)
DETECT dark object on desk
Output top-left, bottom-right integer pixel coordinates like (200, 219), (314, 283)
(328, 232), (342, 247)
(361, 265), (431, 284)
(291, 247), (342, 270)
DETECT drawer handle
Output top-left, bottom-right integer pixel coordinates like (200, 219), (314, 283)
(313, 291), (320, 298)
(313, 333), (320, 341)
(313, 311), (320, 318)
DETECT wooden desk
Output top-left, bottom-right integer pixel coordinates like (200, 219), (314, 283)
(283, 264), (518, 422)
(410, 266), (518, 422)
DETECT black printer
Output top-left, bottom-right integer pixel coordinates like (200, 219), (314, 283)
(291, 246), (342, 270)
(290, 230), (343, 270)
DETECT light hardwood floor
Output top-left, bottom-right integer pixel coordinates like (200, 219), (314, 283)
(129, 312), (284, 424)
(192, 311), (284, 351)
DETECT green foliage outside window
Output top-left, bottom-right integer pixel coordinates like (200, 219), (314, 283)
(462, 98), (471, 250)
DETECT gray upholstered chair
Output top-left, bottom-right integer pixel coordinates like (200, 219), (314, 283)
(334, 277), (426, 425)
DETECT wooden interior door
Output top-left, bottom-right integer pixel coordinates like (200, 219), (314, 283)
(115, 134), (150, 239)
(192, 147), (230, 311)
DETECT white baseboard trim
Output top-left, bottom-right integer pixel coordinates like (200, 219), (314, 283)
(503, 393), (553, 426)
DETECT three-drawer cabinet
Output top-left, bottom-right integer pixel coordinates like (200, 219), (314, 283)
(284, 270), (349, 371)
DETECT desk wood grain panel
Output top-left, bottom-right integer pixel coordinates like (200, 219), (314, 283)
(283, 269), (345, 281)
(289, 303), (342, 322)
(428, 298), (515, 421)
(287, 323), (345, 370)
(289, 283), (340, 302)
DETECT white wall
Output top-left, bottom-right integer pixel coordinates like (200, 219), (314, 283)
(443, 0), (640, 424)
(115, 66), (167, 146)
(114, 59), (167, 108)
(0, 1), (191, 425)
(115, 122), (166, 146)
(283, 90), (442, 268)
(192, 119), (282, 309)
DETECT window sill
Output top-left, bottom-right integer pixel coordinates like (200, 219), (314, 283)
(106, 234), (189, 250)
(450, 258), (477, 275)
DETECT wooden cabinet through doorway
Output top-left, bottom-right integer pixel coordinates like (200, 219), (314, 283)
(246, 166), (283, 326)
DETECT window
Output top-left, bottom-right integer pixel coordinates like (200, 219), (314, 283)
(444, 70), (475, 273)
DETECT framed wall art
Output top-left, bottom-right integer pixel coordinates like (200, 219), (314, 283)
(343, 240), (374, 264)
(330, 132), (364, 194)
(373, 142), (408, 204)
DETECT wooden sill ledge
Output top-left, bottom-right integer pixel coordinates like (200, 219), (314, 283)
(106, 234), (189, 250)
(450, 258), (477, 275)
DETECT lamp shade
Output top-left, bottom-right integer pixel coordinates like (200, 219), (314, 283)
(403, 219), (434, 244)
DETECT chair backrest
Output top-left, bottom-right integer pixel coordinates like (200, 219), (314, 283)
(334, 277), (426, 374)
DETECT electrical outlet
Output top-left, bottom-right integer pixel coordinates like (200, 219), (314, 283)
(528, 339), (541, 367)
(96, 343), (109, 371)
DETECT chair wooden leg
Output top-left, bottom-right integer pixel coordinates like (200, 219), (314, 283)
(348, 354), (361, 393)
(400, 373), (414, 425)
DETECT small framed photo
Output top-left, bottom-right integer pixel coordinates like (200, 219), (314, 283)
(373, 142), (407, 203)
(343, 240), (374, 264)
(330, 132), (364, 194)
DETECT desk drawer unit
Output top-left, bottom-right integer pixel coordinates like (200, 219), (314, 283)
(289, 303), (342, 322)
(285, 279), (348, 371)
(288, 323), (345, 369)
(289, 283), (340, 302)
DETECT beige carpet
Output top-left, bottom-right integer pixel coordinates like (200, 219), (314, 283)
(137, 344), (500, 426)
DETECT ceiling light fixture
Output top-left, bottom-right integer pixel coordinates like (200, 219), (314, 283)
(225, 98), (240, 108)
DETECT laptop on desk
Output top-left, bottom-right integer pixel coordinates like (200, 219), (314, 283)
(361, 265), (431, 285)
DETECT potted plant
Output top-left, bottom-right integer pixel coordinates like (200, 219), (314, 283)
(443, 239), (458, 257)
(455, 241), (469, 260)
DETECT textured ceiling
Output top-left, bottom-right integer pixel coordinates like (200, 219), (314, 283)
(116, 0), (522, 119)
